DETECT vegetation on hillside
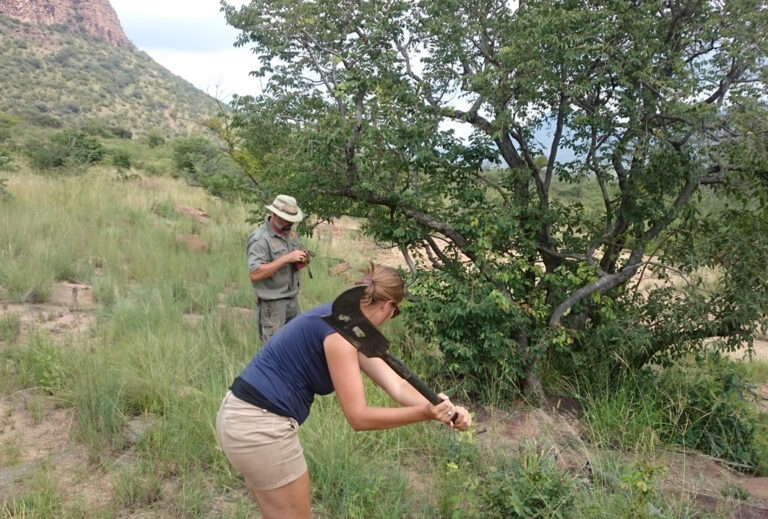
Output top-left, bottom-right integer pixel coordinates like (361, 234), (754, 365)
(0, 13), (217, 136)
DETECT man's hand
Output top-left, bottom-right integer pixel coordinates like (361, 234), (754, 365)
(286, 249), (309, 264)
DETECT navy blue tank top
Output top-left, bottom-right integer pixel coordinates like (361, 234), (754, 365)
(235, 303), (336, 424)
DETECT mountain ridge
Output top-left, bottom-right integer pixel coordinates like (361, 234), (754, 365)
(0, 1), (221, 136)
(0, 0), (131, 47)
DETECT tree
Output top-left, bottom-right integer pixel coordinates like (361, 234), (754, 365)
(171, 136), (254, 200)
(222, 0), (768, 401)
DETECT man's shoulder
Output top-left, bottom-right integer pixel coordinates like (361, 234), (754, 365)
(247, 221), (271, 243)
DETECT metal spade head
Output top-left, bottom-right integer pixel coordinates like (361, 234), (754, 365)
(322, 285), (391, 359)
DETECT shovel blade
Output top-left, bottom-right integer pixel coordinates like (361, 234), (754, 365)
(322, 285), (448, 409)
(322, 285), (391, 359)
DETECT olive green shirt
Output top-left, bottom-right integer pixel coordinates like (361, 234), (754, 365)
(246, 217), (304, 301)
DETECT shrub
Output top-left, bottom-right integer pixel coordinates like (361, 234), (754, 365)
(660, 353), (761, 470)
(481, 442), (574, 518)
(145, 129), (166, 148)
(26, 113), (63, 128)
(171, 136), (249, 199)
(172, 136), (217, 175)
(28, 130), (105, 169)
(109, 148), (132, 169)
(110, 126), (132, 139)
(0, 152), (17, 172)
(0, 111), (20, 143)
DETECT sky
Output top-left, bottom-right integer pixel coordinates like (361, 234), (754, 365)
(109, 0), (571, 159)
(110, 0), (261, 101)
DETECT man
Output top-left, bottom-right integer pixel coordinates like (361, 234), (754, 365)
(246, 194), (310, 343)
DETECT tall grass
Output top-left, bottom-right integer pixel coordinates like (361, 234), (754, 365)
(1, 167), (765, 517)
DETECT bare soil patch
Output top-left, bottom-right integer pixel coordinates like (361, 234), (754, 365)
(0, 390), (114, 509)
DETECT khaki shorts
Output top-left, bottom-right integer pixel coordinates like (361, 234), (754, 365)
(216, 391), (306, 490)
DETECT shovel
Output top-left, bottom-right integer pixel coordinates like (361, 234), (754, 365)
(322, 285), (458, 422)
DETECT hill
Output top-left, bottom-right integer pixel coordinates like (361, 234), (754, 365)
(0, 7), (219, 136)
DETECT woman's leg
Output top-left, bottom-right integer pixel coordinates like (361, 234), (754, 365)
(249, 470), (312, 519)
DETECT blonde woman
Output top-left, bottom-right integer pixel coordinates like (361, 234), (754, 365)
(216, 264), (471, 518)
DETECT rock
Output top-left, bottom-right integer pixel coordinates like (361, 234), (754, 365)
(175, 205), (210, 223)
(0, 0), (133, 47)
(175, 233), (208, 253)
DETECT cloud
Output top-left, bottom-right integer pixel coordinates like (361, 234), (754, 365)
(148, 48), (263, 99)
(120, 18), (240, 53)
(111, 0), (256, 100)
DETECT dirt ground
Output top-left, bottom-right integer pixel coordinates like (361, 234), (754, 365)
(2, 276), (768, 516)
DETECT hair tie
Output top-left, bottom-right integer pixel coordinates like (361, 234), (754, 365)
(363, 276), (373, 284)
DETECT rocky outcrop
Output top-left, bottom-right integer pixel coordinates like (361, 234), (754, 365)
(0, 0), (132, 47)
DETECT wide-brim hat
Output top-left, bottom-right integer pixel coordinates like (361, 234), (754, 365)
(265, 194), (304, 223)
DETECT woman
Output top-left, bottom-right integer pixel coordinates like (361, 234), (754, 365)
(216, 264), (472, 518)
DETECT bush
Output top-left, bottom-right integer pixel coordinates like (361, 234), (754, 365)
(145, 129), (166, 148)
(26, 113), (63, 128)
(109, 148), (132, 169)
(171, 136), (249, 199)
(660, 353), (761, 470)
(172, 136), (217, 175)
(0, 152), (18, 172)
(481, 442), (574, 518)
(28, 130), (105, 169)
(0, 111), (20, 143)
(82, 119), (132, 139)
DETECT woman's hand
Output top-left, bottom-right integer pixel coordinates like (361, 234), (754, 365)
(426, 394), (472, 431)
(449, 406), (472, 431)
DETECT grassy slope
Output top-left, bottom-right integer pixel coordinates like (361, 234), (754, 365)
(0, 167), (471, 517)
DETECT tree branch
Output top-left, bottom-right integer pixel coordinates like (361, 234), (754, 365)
(550, 249), (645, 328)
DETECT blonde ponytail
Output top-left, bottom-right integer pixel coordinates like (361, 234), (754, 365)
(355, 262), (404, 306)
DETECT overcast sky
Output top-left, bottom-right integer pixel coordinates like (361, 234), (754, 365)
(110, 0), (260, 101)
(108, 0), (568, 157)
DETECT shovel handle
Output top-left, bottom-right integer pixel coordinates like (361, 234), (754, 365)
(382, 353), (459, 423)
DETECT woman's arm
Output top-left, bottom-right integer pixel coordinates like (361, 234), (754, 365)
(358, 354), (472, 431)
(324, 332), (454, 431)
(324, 333), (471, 431)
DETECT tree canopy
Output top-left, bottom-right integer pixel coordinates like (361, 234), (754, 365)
(221, 0), (768, 400)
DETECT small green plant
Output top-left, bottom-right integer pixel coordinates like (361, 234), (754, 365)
(619, 461), (665, 516)
(112, 464), (164, 509)
(481, 441), (574, 518)
(720, 481), (750, 500)
(0, 175), (13, 200)
(0, 313), (22, 343)
(18, 332), (68, 393)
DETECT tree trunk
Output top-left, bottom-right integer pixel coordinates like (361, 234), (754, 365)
(522, 369), (546, 404)
(515, 329), (547, 404)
